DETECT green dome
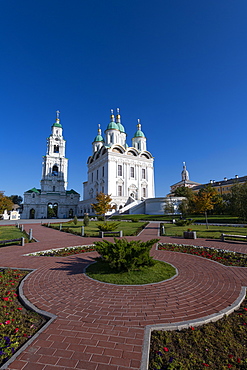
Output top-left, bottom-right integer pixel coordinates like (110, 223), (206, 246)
(53, 121), (62, 128)
(134, 129), (145, 138)
(107, 121), (119, 130)
(117, 122), (125, 133)
(94, 134), (104, 142)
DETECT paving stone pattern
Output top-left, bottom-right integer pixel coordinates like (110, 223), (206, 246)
(1, 223), (247, 369)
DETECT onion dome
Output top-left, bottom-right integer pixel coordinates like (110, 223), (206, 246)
(133, 119), (145, 138)
(106, 109), (119, 130)
(52, 110), (62, 128)
(93, 124), (104, 142)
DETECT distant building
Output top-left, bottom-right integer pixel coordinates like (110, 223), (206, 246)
(170, 162), (201, 194)
(192, 175), (247, 195)
(22, 112), (80, 219)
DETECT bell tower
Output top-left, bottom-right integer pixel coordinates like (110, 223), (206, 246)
(40, 111), (68, 193)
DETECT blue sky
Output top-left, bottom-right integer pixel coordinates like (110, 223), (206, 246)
(1, 0), (247, 199)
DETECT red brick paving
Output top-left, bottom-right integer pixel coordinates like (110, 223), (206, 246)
(1, 223), (247, 369)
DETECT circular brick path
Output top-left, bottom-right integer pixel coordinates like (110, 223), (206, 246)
(1, 223), (247, 370)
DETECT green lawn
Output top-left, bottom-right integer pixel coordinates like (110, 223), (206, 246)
(110, 214), (241, 223)
(0, 226), (28, 245)
(86, 259), (176, 285)
(50, 220), (148, 237)
(163, 223), (247, 239)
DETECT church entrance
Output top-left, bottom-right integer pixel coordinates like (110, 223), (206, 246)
(47, 203), (58, 218)
(29, 209), (35, 219)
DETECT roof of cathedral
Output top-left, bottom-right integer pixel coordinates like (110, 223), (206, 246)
(25, 187), (41, 194)
(66, 189), (80, 195)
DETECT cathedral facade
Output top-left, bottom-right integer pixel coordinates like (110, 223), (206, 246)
(22, 112), (80, 219)
(78, 109), (155, 216)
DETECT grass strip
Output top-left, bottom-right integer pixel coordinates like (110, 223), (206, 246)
(85, 259), (176, 285)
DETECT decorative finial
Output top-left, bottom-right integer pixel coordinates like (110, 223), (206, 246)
(183, 161), (186, 167)
(56, 110), (60, 121)
(137, 118), (141, 130)
(110, 109), (115, 122)
(98, 124), (101, 135)
(117, 108), (120, 114)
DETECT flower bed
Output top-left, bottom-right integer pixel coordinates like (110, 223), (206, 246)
(149, 295), (247, 369)
(158, 243), (247, 267)
(0, 269), (46, 367)
(27, 245), (95, 257)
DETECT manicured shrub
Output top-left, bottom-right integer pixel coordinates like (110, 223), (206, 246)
(96, 222), (120, 231)
(83, 214), (89, 227)
(93, 238), (159, 272)
(175, 218), (192, 226)
(73, 216), (78, 225)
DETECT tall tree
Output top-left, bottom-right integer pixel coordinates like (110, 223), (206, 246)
(174, 186), (195, 214)
(193, 185), (222, 228)
(163, 199), (175, 215)
(91, 192), (114, 220)
(226, 182), (247, 221)
(0, 192), (14, 214)
(9, 195), (23, 205)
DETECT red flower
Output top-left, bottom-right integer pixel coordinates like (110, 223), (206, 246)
(163, 347), (169, 352)
(202, 364), (209, 367)
(14, 328), (19, 332)
(237, 358), (241, 363)
(228, 354), (234, 358)
(3, 297), (9, 301)
(190, 326), (195, 330)
(227, 365), (232, 368)
(17, 307), (22, 310)
(5, 320), (11, 324)
(244, 308), (247, 311)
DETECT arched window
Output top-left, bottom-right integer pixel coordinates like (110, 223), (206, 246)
(53, 186), (55, 192)
(52, 165), (58, 176)
(29, 209), (35, 219)
(54, 145), (59, 153)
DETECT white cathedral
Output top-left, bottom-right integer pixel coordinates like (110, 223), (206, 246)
(22, 109), (155, 219)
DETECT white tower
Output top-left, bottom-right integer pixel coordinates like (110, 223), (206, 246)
(40, 111), (68, 193)
(132, 119), (147, 151)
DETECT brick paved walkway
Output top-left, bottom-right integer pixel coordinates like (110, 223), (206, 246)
(1, 223), (247, 370)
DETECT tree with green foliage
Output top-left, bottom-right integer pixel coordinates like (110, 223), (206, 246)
(0, 192), (14, 214)
(163, 199), (175, 215)
(9, 195), (23, 206)
(94, 238), (159, 272)
(174, 186), (195, 214)
(178, 198), (189, 218)
(73, 216), (78, 225)
(173, 186), (194, 199)
(225, 182), (247, 221)
(91, 192), (114, 220)
(83, 213), (90, 227)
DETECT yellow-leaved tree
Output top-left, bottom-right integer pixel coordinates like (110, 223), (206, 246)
(0, 192), (14, 214)
(91, 192), (114, 221)
(193, 185), (222, 228)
